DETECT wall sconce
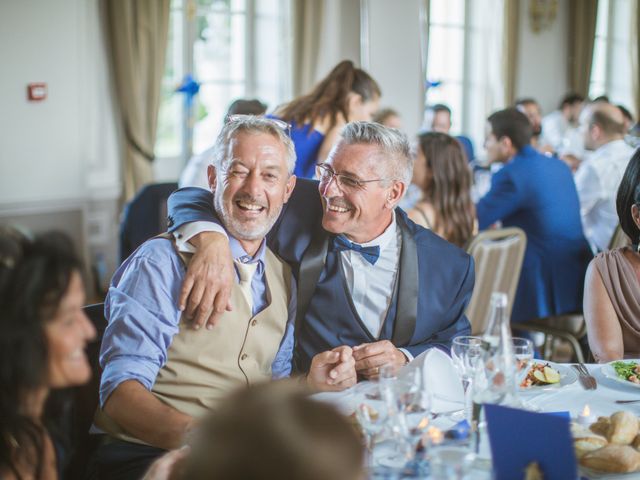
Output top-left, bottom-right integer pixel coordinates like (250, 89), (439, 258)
(529, 0), (558, 33)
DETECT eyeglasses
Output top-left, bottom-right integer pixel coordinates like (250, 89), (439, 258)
(315, 163), (389, 191)
(226, 114), (291, 135)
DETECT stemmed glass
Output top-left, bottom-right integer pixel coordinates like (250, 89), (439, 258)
(451, 336), (485, 423)
(512, 337), (534, 388)
(354, 382), (389, 467)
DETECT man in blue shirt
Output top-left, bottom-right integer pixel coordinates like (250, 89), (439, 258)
(91, 117), (356, 480)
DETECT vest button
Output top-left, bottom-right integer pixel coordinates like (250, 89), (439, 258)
(251, 319), (257, 326)
(241, 353), (248, 360)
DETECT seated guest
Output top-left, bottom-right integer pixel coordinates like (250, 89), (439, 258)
(91, 117), (356, 480)
(0, 228), (96, 479)
(515, 97), (553, 154)
(541, 92), (585, 155)
(584, 148), (640, 362)
(423, 104), (475, 163)
(373, 107), (402, 130)
(575, 103), (637, 253)
(272, 60), (381, 179)
(618, 104), (635, 134)
(166, 122), (474, 378)
(408, 132), (476, 247)
(477, 108), (593, 323)
(179, 98), (268, 189)
(178, 381), (364, 480)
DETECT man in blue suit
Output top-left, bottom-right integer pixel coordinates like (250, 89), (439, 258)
(477, 108), (592, 323)
(168, 122), (474, 377)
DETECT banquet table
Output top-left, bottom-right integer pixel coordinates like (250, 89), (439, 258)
(314, 363), (640, 479)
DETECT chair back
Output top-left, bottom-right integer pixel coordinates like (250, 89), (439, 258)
(63, 303), (106, 478)
(464, 228), (527, 335)
(119, 182), (178, 263)
(608, 224), (631, 250)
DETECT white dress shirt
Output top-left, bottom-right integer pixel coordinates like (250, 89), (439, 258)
(175, 211), (413, 360)
(574, 139), (636, 252)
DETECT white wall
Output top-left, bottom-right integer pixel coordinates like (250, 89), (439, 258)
(0, 0), (121, 291)
(514, 0), (569, 114)
(364, 0), (424, 137)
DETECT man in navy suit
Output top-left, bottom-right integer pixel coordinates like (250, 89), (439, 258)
(168, 121), (474, 377)
(477, 108), (592, 323)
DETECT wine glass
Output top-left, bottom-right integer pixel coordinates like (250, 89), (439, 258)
(512, 337), (534, 387)
(451, 336), (485, 422)
(354, 382), (389, 467)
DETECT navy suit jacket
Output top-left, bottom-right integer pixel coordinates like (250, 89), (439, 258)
(168, 179), (474, 362)
(476, 146), (592, 322)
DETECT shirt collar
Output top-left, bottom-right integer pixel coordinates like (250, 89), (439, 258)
(359, 210), (397, 251)
(229, 236), (266, 270)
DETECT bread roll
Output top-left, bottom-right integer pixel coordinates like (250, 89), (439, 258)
(581, 445), (640, 473)
(633, 434), (640, 450)
(574, 434), (608, 458)
(608, 412), (639, 445)
(590, 417), (610, 437)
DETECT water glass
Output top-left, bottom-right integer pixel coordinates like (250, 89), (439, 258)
(512, 337), (534, 386)
(429, 444), (477, 480)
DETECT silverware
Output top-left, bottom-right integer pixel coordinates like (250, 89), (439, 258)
(572, 363), (597, 390)
(615, 399), (640, 404)
(431, 408), (464, 419)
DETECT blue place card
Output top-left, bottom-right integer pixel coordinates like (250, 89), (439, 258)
(485, 404), (577, 480)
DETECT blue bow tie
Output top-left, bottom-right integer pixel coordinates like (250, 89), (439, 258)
(331, 235), (380, 265)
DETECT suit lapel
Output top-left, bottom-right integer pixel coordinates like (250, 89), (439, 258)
(391, 215), (418, 346)
(295, 224), (328, 328)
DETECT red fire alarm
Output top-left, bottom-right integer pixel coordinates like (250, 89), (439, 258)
(27, 83), (47, 101)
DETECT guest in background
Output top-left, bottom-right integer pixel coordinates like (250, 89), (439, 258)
(408, 132), (476, 248)
(178, 381), (364, 480)
(373, 107), (402, 130)
(618, 104), (635, 134)
(0, 228), (96, 480)
(179, 98), (268, 189)
(476, 108), (592, 324)
(574, 102), (636, 252)
(423, 104), (475, 163)
(541, 92), (584, 155)
(515, 97), (553, 154)
(584, 148), (640, 362)
(272, 60), (381, 179)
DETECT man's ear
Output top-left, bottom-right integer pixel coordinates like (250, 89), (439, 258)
(207, 165), (217, 193)
(283, 175), (297, 203)
(385, 181), (406, 209)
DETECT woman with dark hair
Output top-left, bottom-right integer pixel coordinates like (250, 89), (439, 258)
(273, 60), (381, 178)
(0, 228), (96, 479)
(584, 148), (640, 362)
(408, 132), (477, 247)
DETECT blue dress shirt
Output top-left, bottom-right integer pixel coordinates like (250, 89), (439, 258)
(99, 237), (296, 407)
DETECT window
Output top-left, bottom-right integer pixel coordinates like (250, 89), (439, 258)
(155, 0), (292, 178)
(424, 0), (505, 151)
(589, 0), (634, 113)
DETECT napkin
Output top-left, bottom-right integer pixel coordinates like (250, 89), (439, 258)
(399, 347), (464, 413)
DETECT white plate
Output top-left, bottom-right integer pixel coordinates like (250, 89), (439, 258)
(519, 361), (577, 392)
(601, 359), (640, 389)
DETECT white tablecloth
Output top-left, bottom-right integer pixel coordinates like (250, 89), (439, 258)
(314, 363), (640, 479)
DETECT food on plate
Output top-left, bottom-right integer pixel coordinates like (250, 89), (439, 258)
(612, 361), (640, 384)
(580, 445), (640, 473)
(607, 411), (639, 445)
(574, 433), (608, 458)
(520, 363), (561, 387)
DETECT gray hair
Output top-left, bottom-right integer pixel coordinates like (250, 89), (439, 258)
(338, 121), (413, 186)
(211, 116), (296, 174)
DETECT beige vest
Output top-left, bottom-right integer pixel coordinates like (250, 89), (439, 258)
(95, 237), (291, 445)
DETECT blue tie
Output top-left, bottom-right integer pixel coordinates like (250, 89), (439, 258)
(331, 235), (380, 265)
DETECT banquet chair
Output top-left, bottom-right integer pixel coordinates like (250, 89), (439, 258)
(63, 303), (107, 479)
(464, 228), (526, 335)
(119, 182), (178, 264)
(608, 224), (631, 250)
(515, 225), (630, 363)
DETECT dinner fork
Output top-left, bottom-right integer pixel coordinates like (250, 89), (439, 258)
(572, 363), (597, 390)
